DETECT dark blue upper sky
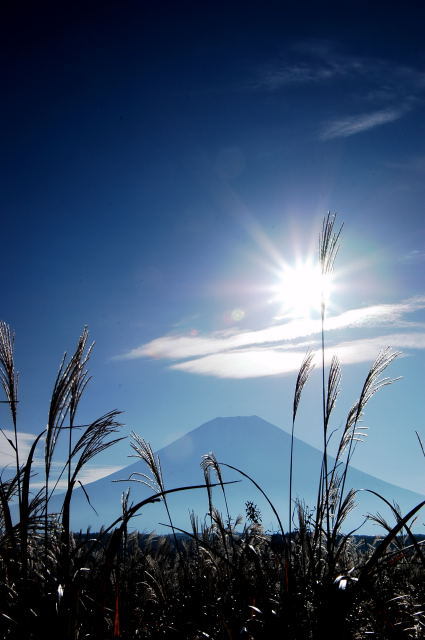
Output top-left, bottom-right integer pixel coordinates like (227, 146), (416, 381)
(2, 1), (425, 493)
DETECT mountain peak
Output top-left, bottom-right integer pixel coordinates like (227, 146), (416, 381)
(188, 414), (284, 437)
(49, 415), (425, 535)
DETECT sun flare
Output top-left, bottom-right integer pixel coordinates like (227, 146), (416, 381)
(272, 260), (333, 319)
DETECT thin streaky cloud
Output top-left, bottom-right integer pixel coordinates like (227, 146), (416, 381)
(326, 298), (425, 329)
(30, 465), (126, 491)
(251, 43), (424, 142)
(320, 107), (407, 140)
(116, 297), (425, 362)
(387, 320), (425, 329)
(338, 332), (425, 351)
(0, 430), (37, 468)
(0, 429), (126, 488)
(257, 62), (344, 90)
(171, 333), (425, 380)
(171, 348), (308, 379)
(399, 249), (425, 264)
(388, 155), (425, 174)
(254, 45), (425, 94)
(253, 50), (360, 90)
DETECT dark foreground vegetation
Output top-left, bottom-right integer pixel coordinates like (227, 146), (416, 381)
(1, 215), (424, 638)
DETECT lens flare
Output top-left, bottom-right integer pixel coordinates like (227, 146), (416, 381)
(231, 308), (245, 322)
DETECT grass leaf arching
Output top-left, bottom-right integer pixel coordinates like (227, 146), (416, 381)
(319, 212), (343, 278)
(0, 323), (21, 509)
(318, 213), (343, 545)
(289, 349), (315, 541)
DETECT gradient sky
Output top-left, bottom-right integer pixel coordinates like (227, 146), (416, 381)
(2, 1), (425, 503)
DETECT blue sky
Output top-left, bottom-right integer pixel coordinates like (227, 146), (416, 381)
(2, 1), (425, 500)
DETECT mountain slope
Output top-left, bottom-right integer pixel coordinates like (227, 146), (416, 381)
(52, 415), (424, 535)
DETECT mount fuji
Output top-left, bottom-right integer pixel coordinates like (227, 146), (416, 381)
(52, 416), (424, 535)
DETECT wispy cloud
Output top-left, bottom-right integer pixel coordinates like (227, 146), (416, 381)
(0, 429), (125, 491)
(0, 430), (37, 469)
(254, 44), (425, 95)
(320, 107), (407, 140)
(388, 155), (425, 174)
(253, 44), (366, 90)
(399, 249), (425, 264)
(256, 62), (346, 90)
(29, 465), (125, 491)
(171, 333), (414, 379)
(117, 297), (425, 362)
(252, 44), (425, 140)
(172, 348), (307, 379)
(116, 297), (425, 379)
(171, 332), (425, 379)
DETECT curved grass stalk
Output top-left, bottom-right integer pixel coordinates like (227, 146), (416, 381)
(121, 432), (180, 554)
(102, 480), (239, 536)
(0, 323), (20, 510)
(334, 348), (400, 524)
(44, 329), (92, 552)
(362, 488), (425, 570)
(61, 410), (124, 536)
(289, 349), (315, 542)
(318, 213), (343, 543)
(216, 460), (287, 549)
(201, 452), (231, 528)
(358, 498), (425, 582)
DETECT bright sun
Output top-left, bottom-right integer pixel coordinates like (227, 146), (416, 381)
(272, 260), (333, 319)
